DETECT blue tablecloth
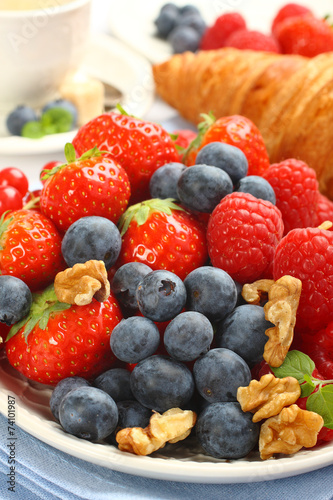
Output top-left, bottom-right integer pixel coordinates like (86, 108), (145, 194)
(0, 414), (332, 500)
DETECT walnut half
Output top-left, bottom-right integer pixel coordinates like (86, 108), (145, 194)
(54, 260), (110, 306)
(259, 404), (324, 460)
(237, 374), (301, 422)
(116, 408), (197, 456)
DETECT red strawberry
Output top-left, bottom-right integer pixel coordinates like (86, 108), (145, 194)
(5, 285), (123, 385)
(184, 114), (270, 177)
(207, 192), (284, 284)
(275, 14), (333, 57)
(0, 210), (65, 292)
(273, 225), (333, 332)
(172, 129), (197, 161)
(263, 159), (319, 235)
(271, 3), (313, 36)
(225, 29), (281, 53)
(200, 12), (246, 50)
(72, 110), (179, 204)
(117, 198), (208, 280)
(40, 144), (131, 233)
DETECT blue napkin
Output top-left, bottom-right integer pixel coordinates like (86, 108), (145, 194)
(0, 414), (332, 500)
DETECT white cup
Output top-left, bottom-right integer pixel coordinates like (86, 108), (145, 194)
(0, 0), (91, 116)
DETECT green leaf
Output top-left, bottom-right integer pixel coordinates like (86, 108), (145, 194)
(136, 204), (150, 226)
(64, 143), (77, 164)
(270, 350), (315, 384)
(307, 385), (333, 429)
(21, 121), (45, 139)
(182, 111), (215, 164)
(41, 107), (73, 134)
(300, 380), (316, 398)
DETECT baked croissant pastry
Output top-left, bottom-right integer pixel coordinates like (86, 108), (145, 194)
(152, 48), (333, 199)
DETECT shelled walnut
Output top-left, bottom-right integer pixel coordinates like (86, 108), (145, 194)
(259, 404), (324, 460)
(54, 260), (110, 306)
(116, 408), (197, 456)
(237, 374), (301, 422)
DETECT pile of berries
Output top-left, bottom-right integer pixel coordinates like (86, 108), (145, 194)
(156, 2), (333, 57)
(5, 98), (78, 139)
(1, 107), (333, 460)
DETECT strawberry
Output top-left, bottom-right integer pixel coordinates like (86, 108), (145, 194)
(275, 14), (333, 57)
(172, 129), (197, 161)
(5, 285), (123, 385)
(117, 198), (208, 280)
(0, 209), (65, 292)
(39, 144), (131, 233)
(72, 109), (179, 204)
(271, 3), (313, 36)
(184, 113), (270, 177)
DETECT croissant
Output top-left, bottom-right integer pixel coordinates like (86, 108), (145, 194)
(152, 48), (333, 199)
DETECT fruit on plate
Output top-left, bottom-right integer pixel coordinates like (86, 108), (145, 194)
(72, 109), (179, 204)
(5, 286), (123, 385)
(117, 198), (208, 280)
(152, 48), (333, 198)
(0, 209), (66, 291)
(40, 144), (131, 232)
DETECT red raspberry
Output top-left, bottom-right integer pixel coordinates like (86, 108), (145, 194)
(207, 192), (284, 284)
(200, 12), (246, 50)
(273, 226), (333, 332)
(312, 193), (333, 228)
(300, 324), (333, 380)
(275, 14), (333, 57)
(271, 3), (313, 36)
(224, 29), (281, 53)
(263, 159), (319, 235)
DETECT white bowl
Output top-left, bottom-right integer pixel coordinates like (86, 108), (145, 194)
(0, 0), (91, 115)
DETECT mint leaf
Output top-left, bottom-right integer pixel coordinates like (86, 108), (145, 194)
(307, 385), (333, 429)
(270, 350), (315, 384)
(41, 107), (73, 134)
(300, 381), (316, 398)
(21, 121), (45, 139)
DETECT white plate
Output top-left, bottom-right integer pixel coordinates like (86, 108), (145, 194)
(0, 33), (154, 155)
(0, 352), (332, 483)
(108, 0), (333, 64)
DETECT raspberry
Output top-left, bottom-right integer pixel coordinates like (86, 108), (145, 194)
(271, 3), (313, 36)
(207, 192), (284, 284)
(312, 193), (333, 228)
(224, 29), (281, 53)
(273, 226), (333, 332)
(300, 324), (333, 380)
(263, 159), (319, 235)
(200, 12), (246, 50)
(275, 14), (333, 57)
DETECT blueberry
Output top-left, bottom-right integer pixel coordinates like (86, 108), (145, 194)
(235, 175), (276, 204)
(116, 400), (152, 429)
(136, 270), (187, 322)
(176, 12), (206, 36)
(177, 164), (233, 213)
(59, 386), (118, 441)
(61, 216), (122, 269)
(216, 304), (273, 367)
(164, 311), (213, 361)
(193, 348), (251, 402)
(111, 262), (152, 311)
(195, 142), (248, 185)
(154, 6), (180, 38)
(168, 25), (201, 53)
(149, 162), (186, 200)
(110, 316), (160, 363)
(130, 355), (194, 412)
(234, 279), (246, 307)
(0, 276), (32, 326)
(184, 266), (237, 322)
(196, 402), (260, 459)
(179, 4), (200, 16)
(42, 98), (78, 128)
(6, 105), (38, 136)
(93, 368), (134, 402)
(50, 376), (91, 421)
